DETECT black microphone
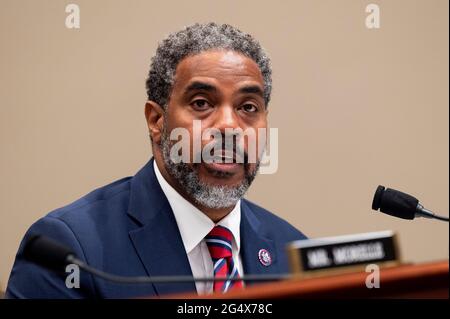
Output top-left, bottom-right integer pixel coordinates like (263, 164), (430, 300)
(23, 235), (76, 272)
(372, 185), (449, 222)
(23, 235), (291, 284)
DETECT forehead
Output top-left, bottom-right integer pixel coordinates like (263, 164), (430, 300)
(172, 50), (264, 91)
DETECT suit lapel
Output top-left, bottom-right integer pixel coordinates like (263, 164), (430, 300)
(127, 159), (196, 296)
(240, 200), (280, 285)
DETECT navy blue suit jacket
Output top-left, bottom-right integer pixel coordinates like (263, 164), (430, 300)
(6, 159), (307, 298)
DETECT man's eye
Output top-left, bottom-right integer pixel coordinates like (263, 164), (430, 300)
(191, 99), (211, 110)
(242, 104), (258, 113)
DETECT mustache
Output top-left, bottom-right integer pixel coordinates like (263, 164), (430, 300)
(163, 129), (256, 164)
(203, 138), (248, 164)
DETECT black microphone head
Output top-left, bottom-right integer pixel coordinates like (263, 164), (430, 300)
(23, 235), (75, 272)
(371, 185), (419, 220)
(372, 185), (385, 211)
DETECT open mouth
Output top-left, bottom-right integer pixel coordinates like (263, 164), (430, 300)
(209, 149), (245, 164)
(202, 149), (245, 174)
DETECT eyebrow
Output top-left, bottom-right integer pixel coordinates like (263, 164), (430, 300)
(239, 85), (264, 97)
(183, 81), (264, 98)
(184, 81), (217, 94)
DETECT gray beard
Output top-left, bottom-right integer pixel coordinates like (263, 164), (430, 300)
(160, 126), (260, 209)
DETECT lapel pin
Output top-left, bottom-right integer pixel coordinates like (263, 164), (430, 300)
(258, 249), (272, 267)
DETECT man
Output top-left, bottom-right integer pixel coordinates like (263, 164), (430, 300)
(6, 23), (307, 298)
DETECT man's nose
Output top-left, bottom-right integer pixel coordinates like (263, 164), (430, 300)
(213, 105), (240, 133)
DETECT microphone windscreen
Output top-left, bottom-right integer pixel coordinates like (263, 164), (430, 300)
(372, 185), (385, 210)
(23, 235), (75, 272)
(372, 185), (418, 220)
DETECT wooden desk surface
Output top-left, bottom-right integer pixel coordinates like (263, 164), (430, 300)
(166, 260), (448, 299)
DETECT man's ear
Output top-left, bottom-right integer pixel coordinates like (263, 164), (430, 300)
(145, 101), (164, 145)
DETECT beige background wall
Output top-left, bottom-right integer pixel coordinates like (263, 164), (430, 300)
(0, 0), (448, 291)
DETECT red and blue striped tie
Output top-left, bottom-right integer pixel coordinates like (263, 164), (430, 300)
(205, 225), (244, 293)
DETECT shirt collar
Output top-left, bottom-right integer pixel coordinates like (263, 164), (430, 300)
(153, 160), (241, 254)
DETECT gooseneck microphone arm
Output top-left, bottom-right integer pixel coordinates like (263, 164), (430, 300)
(67, 255), (290, 284)
(372, 185), (449, 222)
(24, 235), (292, 285)
(415, 203), (449, 221)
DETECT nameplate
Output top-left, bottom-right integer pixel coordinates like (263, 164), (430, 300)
(287, 231), (400, 277)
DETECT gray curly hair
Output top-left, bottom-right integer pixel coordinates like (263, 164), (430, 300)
(146, 22), (272, 109)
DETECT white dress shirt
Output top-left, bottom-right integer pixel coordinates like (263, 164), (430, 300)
(153, 161), (244, 294)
